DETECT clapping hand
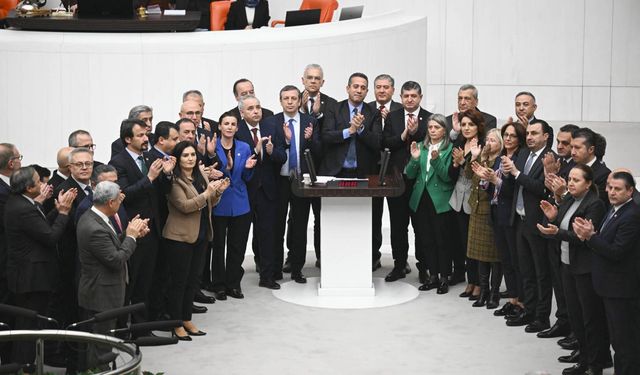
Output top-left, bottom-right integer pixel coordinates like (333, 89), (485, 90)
(410, 141), (420, 160)
(265, 136), (273, 155)
(349, 113), (365, 134)
(55, 188), (78, 215)
(471, 161), (493, 181)
(162, 156), (176, 175)
(537, 222), (559, 236)
(147, 159), (163, 181)
(543, 152), (560, 175)
(572, 217), (595, 241)
(207, 133), (217, 157)
(451, 112), (460, 132)
(245, 154), (257, 169)
(469, 138), (482, 160)
(126, 215), (150, 239)
(452, 147), (465, 167)
(282, 122), (292, 143)
(34, 183), (53, 204)
(540, 200), (558, 221)
(304, 124), (313, 140)
(207, 162), (223, 180)
(501, 155), (517, 175)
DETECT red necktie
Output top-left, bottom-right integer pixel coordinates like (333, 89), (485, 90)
(113, 213), (123, 234)
(251, 128), (259, 147)
(406, 113), (415, 149)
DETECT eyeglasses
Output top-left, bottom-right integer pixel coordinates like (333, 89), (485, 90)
(10, 155), (23, 161)
(79, 144), (96, 150)
(70, 162), (93, 169)
(185, 111), (202, 116)
(503, 133), (518, 139)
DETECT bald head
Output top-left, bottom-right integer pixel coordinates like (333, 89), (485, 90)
(56, 147), (74, 176)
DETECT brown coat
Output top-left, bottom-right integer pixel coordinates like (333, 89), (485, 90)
(465, 156), (500, 262)
(162, 172), (220, 244)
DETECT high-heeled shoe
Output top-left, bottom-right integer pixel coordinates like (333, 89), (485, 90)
(459, 285), (474, 298)
(186, 329), (207, 336)
(486, 291), (500, 309)
(472, 288), (489, 307)
(172, 330), (192, 341)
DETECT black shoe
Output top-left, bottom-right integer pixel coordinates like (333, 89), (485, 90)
(404, 263), (411, 274)
(558, 349), (580, 363)
(494, 302), (514, 317)
(472, 289), (489, 307)
(315, 260), (321, 268)
(259, 279), (281, 290)
(185, 329), (206, 336)
(212, 290), (227, 301)
(372, 259), (382, 272)
(273, 273), (283, 281)
(459, 289), (473, 298)
(560, 339), (579, 350)
(469, 292), (480, 301)
(385, 268), (406, 282)
(558, 333), (576, 346)
(562, 363), (587, 375)
(585, 366), (602, 375)
(506, 312), (534, 327)
(172, 330), (192, 341)
(418, 270), (428, 284)
(505, 305), (524, 320)
(436, 280), (449, 294)
(226, 288), (244, 299)
(282, 259), (292, 273)
(525, 320), (550, 333)
(192, 304), (208, 314)
(499, 290), (509, 298)
(486, 291), (500, 309)
(537, 321), (571, 338)
(202, 282), (216, 293)
(292, 272), (307, 284)
(194, 292), (216, 304)
(418, 276), (440, 291)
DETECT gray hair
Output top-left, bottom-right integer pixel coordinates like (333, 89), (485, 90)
(0, 143), (16, 170)
(182, 90), (203, 102)
(238, 95), (259, 111)
(459, 84), (478, 100)
(424, 114), (450, 150)
(68, 147), (93, 164)
(374, 74), (395, 87)
(10, 166), (36, 194)
(68, 130), (91, 147)
(304, 63), (324, 77)
(128, 105), (153, 120)
(93, 181), (121, 205)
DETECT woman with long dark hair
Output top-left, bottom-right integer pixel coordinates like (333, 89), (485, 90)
(448, 109), (486, 300)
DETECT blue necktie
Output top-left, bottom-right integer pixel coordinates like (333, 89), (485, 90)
(516, 152), (536, 213)
(599, 207), (615, 231)
(288, 118), (298, 173)
(344, 107), (358, 168)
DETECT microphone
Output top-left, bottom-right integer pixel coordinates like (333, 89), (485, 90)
(0, 363), (25, 374)
(127, 336), (178, 347)
(110, 320), (182, 335)
(93, 303), (145, 323)
(0, 304), (58, 327)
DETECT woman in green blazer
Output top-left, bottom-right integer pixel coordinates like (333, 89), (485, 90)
(405, 114), (456, 294)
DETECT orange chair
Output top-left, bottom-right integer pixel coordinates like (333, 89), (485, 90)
(270, 0), (338, 27)
(0, 0), (18, 19)
(210, 0), (232, 31)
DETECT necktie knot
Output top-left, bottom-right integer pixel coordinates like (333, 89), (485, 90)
(250, 127), (259, 147)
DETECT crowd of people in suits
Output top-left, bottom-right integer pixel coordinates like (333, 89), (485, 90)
(0, 63), (639, 375)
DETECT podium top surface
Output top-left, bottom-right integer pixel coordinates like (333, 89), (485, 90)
(291, 175), (405, 198)
(5, 11), (201, 32)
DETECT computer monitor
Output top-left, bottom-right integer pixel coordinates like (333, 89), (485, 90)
(284, 9), (321, 27)
(77, 0), (134, 18)
(339, 5), (364, 21)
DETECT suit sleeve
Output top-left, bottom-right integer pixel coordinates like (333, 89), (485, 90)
(382, 116), (405, 151)
(586, 208), (640, 261)
(110, 158), (153, 201)
(321, 110), (349, 145)
(167, 181), (208, 215)
(19, 206), (69, 246)
(266, 124), (287, 165)
(85, 229), (136, 272)
(555, 199), (605, 244)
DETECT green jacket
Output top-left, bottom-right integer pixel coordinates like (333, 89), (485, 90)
(405, 142), (454, 213)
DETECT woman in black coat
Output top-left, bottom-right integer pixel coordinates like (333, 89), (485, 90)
(538, 164), (611, 374)
(225, 0), (270, 30)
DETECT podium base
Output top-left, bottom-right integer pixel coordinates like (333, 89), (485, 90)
(273, 277), (419, 309)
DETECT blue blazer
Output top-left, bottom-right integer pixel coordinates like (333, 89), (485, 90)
(213, 139), (254, 217)
(262, 112), (321, 175)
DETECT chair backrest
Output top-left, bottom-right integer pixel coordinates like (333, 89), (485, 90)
(210, 0), (232, 31)
(300, 0), (338, 23)
(0, 0), (18, 19)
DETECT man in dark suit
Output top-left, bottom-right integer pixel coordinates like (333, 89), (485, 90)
(227, 79), (275, 122)
(68, 129), (104, 168)
(75, 165), (128, 230)
(179, 100), (218, 167)
(369, 74), (403, 272)
(234, 95), (287, 284)
(447, 84), (497, 141)
(111, 105), (155, 159)
(4, 166), (75, 367)
(295, 63), (338, 268)
(382, 81), (431, 282)
(109, 119), (173, 328)
(502, 119), (554, 333)
(77, 180), (148, 370)
(319, 72), (381, 178)
(514, 91), (538, 124)
(183, 89), (218, 135)
(224, 0), (270, 30)
(266, 85), (320, 288)
(574, 171), (640, 375)
(570, 128), (610, 207)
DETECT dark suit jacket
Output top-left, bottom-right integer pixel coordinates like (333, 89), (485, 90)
(146, 147), (176, 229)
(110, 134), (156, 161)
(4, 194), (69, 294)
(0, 179), (10, 301)
(300, 93), (337, 166)
(381, 107), (431, 173)
(319, 100), (381, 177)
(225, 0), (270, 30)
(591, 159), (611, 207)
(488, 152), (518, 227)
(43, 171), (68, 214)
(587, 200), (640, 298)
(510, 146), (553, 228)
(262, 112), (321, 175)
(446, 108), (497, 135)
(234, 119), (286, 201)
(77, 209), (136, 312)
(75, 195), (129, 234)
(549, 189), (605, 275)
(109, 150), (161, 235)
(53, 177), (91, 261)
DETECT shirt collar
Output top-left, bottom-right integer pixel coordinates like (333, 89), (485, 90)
(614, 198), (633, 212)
(154, 146), (169, 157)
(348, 101), (363, 114)
(56, 170), (69, 180)
(284, 112), (300, 124)
(586, 157), (596, 167)
(405, 108), (420, 117)
(0, 174), (9, 186)
(126, 147), (142, 161)
(91, 206), (115, 231)
(72, 176), (89, 192)
(21, 194), (35, 205)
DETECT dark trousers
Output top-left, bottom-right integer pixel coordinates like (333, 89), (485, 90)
(212, 213), (252, 291)
(165, 237), (207, 322)
(148, 238), (169, 320)
(249, 188), (278, 281)
(311, 199), (321, 261)
(561, 266), (610, 369)
(453, 210), (476, 283)
(386, 184), (422, 270)
(602, 297), (640, 375)
(12, 291), (51, 366)
(125, 229), (158, 324)
(515, 218), (552, 323)
(548, 239), (569, 327)
(372, 196), (384, 263)
(478, 261), (502, 292)
(493, 223), (521, 299)
(413, 190), (452, 277)
(78, 308), (116, 372)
